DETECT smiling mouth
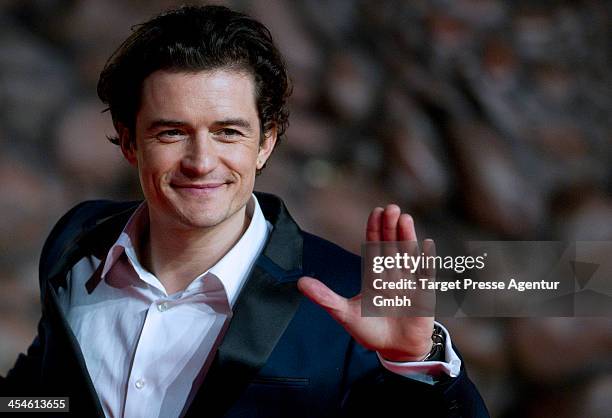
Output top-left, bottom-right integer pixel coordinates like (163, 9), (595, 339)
(171, 182), (228, 195)
(172, 182), (226, 189)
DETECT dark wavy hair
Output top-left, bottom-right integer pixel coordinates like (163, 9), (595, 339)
(97, 5), (291, 148)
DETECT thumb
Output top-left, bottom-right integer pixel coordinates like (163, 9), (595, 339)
(297, 277), (351, 325)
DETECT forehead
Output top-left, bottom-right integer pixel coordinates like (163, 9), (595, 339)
(137, 69), (258, 122)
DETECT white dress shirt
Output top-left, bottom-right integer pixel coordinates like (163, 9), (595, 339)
(57, 194), (460, 418)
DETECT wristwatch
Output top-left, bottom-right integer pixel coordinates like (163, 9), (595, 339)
(422, 324), (445, 361)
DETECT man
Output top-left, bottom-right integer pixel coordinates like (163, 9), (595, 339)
(1, 5), (488, 417)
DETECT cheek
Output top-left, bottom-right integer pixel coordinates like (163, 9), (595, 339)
(223, 145), (260, 176)
(138, 147), (179, 176)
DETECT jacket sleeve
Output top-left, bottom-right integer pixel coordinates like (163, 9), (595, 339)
(1, 322), (46, 395)
(339, 339), (490, 418)
(0, 201), (91, 395)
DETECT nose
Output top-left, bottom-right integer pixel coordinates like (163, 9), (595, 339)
(180, 133), (219, 177)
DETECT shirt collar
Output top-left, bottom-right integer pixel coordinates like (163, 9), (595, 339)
(207, 195), (270, 306)
(100, 194), (271, 305)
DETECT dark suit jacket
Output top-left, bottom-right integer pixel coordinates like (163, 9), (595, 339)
(1, 192), (489, 417)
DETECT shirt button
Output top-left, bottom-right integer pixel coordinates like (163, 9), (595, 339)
(157, 302), (169, 312)
(135, 379), (145, 389)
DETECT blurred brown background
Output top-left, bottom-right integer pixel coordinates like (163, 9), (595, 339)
(0, 0), (611, 417)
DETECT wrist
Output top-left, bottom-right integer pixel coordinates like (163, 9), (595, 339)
(420, 325), (445, 361)
(380, 325), (445, 362)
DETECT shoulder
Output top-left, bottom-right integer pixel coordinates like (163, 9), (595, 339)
(49, 200), (138, 230)
(39, 200), (140, 280)
(301, 231), (361, 298)
(42, 200), (138, 250)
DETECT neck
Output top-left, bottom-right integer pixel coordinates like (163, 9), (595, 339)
(141, 206), (250, 295)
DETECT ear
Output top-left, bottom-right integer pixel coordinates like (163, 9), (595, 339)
(117, 123), (137, 167)
(256, 125), (278, 170)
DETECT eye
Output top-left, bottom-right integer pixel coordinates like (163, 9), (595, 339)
(157, 129), (187, 142)
(215, 128), (242, 138)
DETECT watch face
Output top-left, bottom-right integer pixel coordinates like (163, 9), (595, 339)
(432, 326), (445, 344)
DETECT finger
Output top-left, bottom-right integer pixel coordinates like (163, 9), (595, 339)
(297, 277), (351, 325)
(421, 238), (436, 280)
(366, 208), (384, 294)
(422, 238), (436, 256)
(398, 213), (417, 242)
(366, 207), (384, 242)
(382, 204), (401, 241)
(414, 238), (437, 316)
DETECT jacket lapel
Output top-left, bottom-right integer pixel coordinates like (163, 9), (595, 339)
(43, 201), (140, 417)
(183, 192), (305, 418)
(45, 201), (140, 294)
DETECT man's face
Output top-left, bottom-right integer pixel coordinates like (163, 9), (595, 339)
(120, 69), (276, 232)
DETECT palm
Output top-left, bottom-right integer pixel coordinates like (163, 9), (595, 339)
(298, 205), (435, 362)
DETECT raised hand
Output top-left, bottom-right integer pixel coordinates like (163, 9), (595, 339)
(297, 204), (435, 362)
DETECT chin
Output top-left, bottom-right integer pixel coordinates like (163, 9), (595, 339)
(175, 210), (227, 229)
(160, 193), (246, 230)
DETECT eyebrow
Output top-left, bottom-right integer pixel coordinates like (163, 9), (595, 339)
(212, 118), (255, 133)
(146, 118), (255, 133)
(146, 119), (187, 131)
